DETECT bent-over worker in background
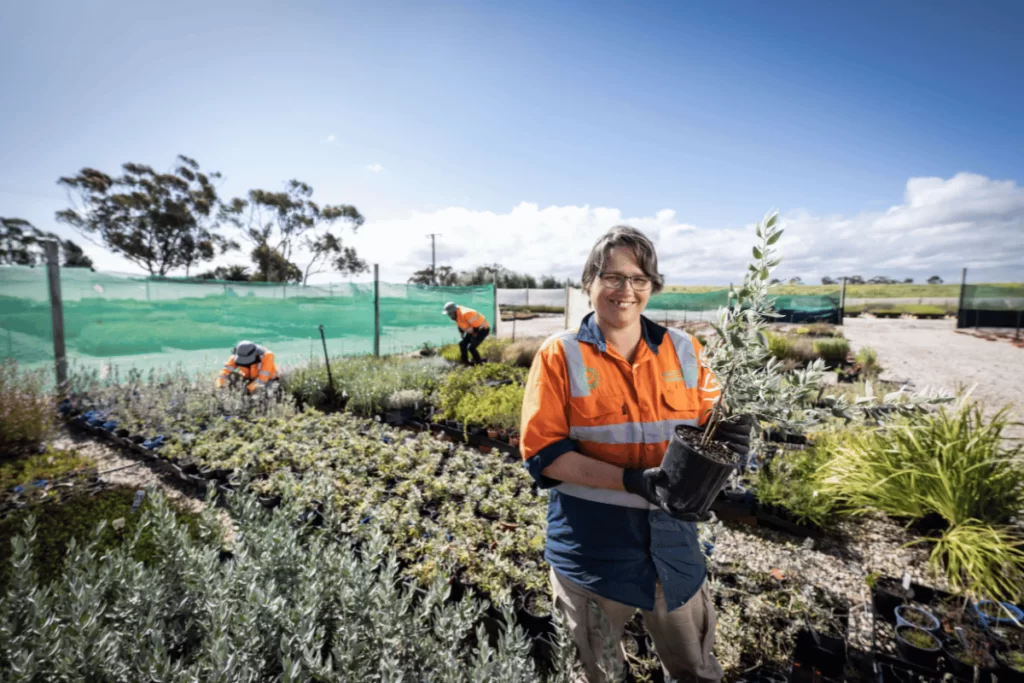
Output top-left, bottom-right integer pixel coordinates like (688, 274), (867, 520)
(443, 301), (490, 365)
(216, 340), (279, 393)
(520, 226), (754, 683)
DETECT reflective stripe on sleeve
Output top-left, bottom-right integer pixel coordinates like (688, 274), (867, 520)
(666, 329), (699, 389)
(258, 370), (271, 378)
(559, 333), (590, 398)
(569, 418), (698, 445)
(554, 482), (657, 510)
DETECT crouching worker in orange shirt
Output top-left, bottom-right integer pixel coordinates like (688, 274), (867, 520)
(520, 226), (754, 683)
(215, 340), (279, 393)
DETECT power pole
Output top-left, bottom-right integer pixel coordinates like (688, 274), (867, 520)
(427, 233), (441, 285)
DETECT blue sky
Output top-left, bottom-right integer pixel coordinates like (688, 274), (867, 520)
(2, 0), (1022, 283)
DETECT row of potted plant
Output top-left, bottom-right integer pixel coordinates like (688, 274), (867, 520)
(870, 574), (1024, 681)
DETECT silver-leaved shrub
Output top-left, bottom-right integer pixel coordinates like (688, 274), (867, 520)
(0, 488), (578, 682)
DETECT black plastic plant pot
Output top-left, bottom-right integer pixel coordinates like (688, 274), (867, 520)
(895, 626), (941, 669)
(658, 425), (739, 515)
(872, 577), (914, 624)
(995, 650), (1024, 683)
(945, 643), (997, 683)
(895, 604), (941, 633)
(794, 629), (846, 679)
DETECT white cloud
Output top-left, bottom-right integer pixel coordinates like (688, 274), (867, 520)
(56, 172), (1023, 286)
(322, 134), (336, 144)
(337, 172), (1024, 285)
(366, 163), (384, 173)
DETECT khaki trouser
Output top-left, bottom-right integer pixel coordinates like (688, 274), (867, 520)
(551, 569), (723, 683)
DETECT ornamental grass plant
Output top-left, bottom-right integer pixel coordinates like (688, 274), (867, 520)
(820, 400), (1024, 601)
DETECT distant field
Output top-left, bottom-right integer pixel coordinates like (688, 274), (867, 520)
(662, 283), (1024, 298)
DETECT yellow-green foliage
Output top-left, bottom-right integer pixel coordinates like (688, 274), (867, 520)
(856, 346), (880, 377)
(820, 401), (1024, 526)
(812, 338), (849, 362)
(820, 401), (1024, 600)
(456, 383), (525, 432)
(439, 337), (512, 363)
(755, 429), (853, 527)
(435, 363), (526, 432)
(920, 521), (1024, 602)
(0, 363), (54, 453)
(0, 448), (93, 492)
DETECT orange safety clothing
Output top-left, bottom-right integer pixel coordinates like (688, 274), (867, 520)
(519, 312), (721, 612)
(521, 315), (720, 473)
(216, 349), (279, 393)
(455, 306), (489, 333)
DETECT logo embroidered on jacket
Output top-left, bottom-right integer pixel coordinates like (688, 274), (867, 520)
(662, 370), (684, 383)
(585, 367), (600, 390)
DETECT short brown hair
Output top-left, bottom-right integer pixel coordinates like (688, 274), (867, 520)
(581, 225), (665, 294)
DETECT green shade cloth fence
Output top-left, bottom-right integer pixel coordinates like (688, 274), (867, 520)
(957, 285), (1024, 329)
(646, 289), (842, 323)
(0, 266), (494, 374)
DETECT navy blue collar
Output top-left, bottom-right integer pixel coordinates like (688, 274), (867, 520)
(576, 311), (668, 355)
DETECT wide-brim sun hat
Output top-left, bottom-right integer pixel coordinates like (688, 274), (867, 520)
(234, 340), (261, 365)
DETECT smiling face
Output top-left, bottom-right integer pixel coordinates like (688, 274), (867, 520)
(588, 246), (651, 330)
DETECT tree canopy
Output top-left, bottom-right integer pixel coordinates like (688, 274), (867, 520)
(222, 180), (366, 284)
(1, 217), (93, 268)
(55, 155), (237, 276)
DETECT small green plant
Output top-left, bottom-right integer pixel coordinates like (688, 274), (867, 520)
(811, 338), (849, 363)
(0, 448), (93, 492)
(855, 346), (879, 377)
(864, 572), (880, 589)
(435, 363), (527, 432)
(0, 363), (54, 454)
(754, 430), (850, 527)
(900, 627), (938, 649)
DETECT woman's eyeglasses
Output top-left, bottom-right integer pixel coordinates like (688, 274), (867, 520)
(599, 273), (653, 291)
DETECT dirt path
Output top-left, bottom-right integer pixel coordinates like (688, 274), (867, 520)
(842, 317), (1024, 435)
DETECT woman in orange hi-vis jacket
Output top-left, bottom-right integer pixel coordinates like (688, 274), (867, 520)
(520, 226), (753, 683)
(443, 301), (490, 364)
(215, 340), (279, 393)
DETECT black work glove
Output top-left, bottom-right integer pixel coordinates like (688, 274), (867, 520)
(713, 414), (757, 457)
(623, 468), (712, 522)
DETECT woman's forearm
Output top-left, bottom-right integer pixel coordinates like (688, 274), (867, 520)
(540, 451), (626, 491)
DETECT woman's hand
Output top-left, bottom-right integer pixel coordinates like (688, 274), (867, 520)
(623, 468), (712, 522)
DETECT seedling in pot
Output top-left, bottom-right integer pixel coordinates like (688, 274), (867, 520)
(895, 605), (941, 632)
(895, 625), (941, 668)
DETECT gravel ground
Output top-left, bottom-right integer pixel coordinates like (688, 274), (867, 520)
(842, 317), (1024, 437)
(710, 514), (939, 655)
(51, 429), (207, 516)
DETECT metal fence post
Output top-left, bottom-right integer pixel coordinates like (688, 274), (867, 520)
(373, 264), (380, 357)
(44, 242), (68, 391)
(956, 267), (968, 329)
(840, 277), (847, 325)
(492, 276), (497, 338)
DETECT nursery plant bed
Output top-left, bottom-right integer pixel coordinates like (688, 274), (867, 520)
(870, 576), (950, 625)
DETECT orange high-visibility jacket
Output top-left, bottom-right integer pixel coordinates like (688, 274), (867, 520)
(521, 314), (720, 472)
(216, 350), (279, 393)
(455, 306), (489, 333)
